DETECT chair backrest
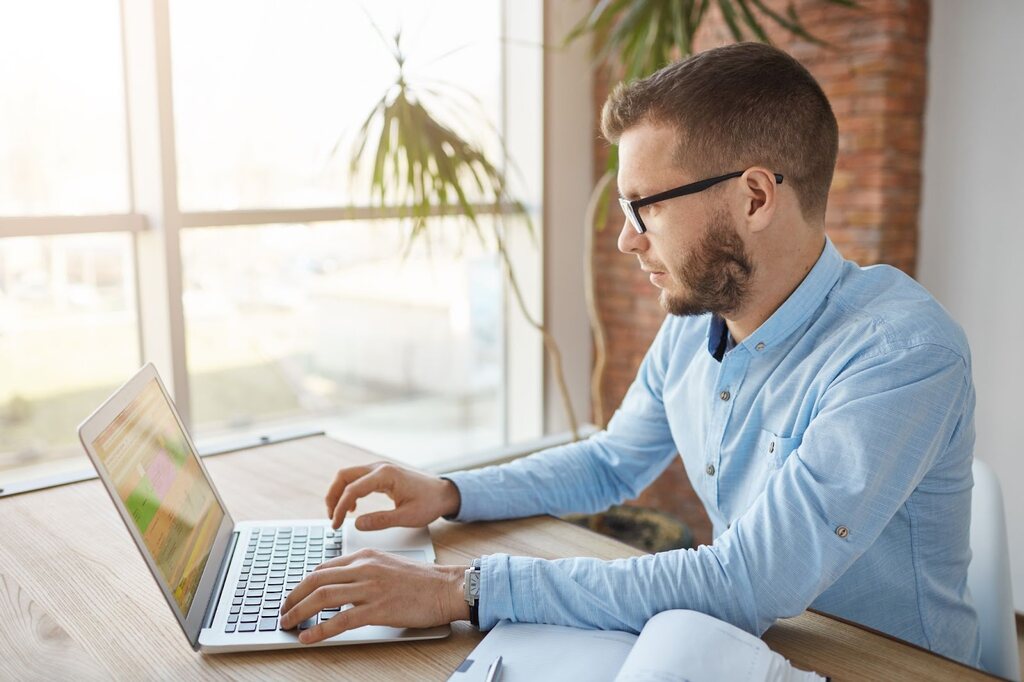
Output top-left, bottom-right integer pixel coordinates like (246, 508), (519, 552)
(968, 458), (1021, 681)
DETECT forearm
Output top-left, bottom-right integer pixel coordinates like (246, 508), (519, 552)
(475, 545), (760, 634)
(443, 430), (677, 522)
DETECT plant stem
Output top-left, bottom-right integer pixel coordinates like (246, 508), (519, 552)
(584, 170), (616, 428)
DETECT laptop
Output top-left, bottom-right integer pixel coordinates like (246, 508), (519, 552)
(77, 363), (451, 653)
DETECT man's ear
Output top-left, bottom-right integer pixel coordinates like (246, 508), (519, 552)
(740, 167), (778, 234)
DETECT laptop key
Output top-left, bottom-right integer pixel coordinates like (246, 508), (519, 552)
(241, 614), (259, 623)
(243, 606), (260, 615)
(298, 617), (317, 630)
(239, 622), (257, 633)
(228, 614), (239, 623)
(225, 622), (237, 633)
(259, 617), (278, 632)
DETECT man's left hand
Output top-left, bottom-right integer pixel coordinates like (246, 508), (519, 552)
(279, 548), (471, 644)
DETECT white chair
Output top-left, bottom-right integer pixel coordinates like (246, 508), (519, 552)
(968, 458), (1021, 681)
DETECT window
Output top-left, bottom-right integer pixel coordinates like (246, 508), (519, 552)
(0, 234), (139, 487)
(170, 1), (502, 211)
(180, 219), (503, 468)
(0, 0), (129, 215)
(0, 0), (546, 494)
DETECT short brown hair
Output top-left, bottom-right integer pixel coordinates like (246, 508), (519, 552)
(601, 42), (838, 222)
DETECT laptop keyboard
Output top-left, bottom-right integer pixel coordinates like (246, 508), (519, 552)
(224, 525), (343, 634)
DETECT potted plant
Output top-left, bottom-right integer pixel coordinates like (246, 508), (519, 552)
(345, 24), (581, 439)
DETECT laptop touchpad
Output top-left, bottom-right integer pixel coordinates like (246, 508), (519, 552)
(342, 518), (435, 563)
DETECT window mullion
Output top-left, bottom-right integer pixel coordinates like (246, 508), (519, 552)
(121, 0), (192, 426)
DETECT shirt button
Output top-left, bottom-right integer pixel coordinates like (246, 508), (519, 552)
(719, 390), (731, 401)
(769, 441), (775, 454)
(835, 525), (849, 539)
(706, 464), (716, 476)
(755, 342), (766, 351)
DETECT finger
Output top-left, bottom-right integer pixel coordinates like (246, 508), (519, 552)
(314, 547), (381, 572)
(324, 465), (374, 518)
(314, 554), (358, 572)
(282, 566), (354, 616)
(330, 468), (392, 530)
(281, 583), (357, 631)
(354, 509), (405, 531)
(329, 469), (379, 530)
(281, 582), (358, 631)
(299, 604), (373, 645)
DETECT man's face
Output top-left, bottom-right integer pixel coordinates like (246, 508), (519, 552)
(616, 122), (754, 317)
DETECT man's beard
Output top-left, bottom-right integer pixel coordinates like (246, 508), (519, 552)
(661, 209), (754, 317)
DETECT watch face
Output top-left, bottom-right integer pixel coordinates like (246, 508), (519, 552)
(465, 568), (481, 601)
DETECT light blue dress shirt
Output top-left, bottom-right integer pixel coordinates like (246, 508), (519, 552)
(444, 237), (981, 667)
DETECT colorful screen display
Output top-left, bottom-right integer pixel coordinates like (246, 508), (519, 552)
(92, 378), (224, 615)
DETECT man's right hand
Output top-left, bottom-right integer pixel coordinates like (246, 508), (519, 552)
(324, 462), (462, 531)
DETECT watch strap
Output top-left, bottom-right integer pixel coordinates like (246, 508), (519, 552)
(469, 558), (482, 628)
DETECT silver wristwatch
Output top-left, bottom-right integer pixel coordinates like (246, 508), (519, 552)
(463, 558), (483, 627)
(463, 558), (482, 606)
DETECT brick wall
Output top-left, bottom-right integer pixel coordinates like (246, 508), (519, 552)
(591, 0), (930, 546)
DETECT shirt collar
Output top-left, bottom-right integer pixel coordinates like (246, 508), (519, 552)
(705, 236), (844, 358)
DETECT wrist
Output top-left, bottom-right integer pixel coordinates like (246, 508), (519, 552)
(445, 564), (471, 622)
(440, 478), (462, 519)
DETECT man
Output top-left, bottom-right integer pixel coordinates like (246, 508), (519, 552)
(280, 42), (980, 667)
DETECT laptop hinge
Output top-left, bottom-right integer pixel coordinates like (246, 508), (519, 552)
(202, 530), (239, 631)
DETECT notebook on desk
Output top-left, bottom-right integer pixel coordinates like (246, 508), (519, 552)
(77, 363), (450, 653)
(449, 609), (824, 682)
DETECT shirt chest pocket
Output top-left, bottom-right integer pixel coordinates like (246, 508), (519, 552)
(758, 428), (803, 469)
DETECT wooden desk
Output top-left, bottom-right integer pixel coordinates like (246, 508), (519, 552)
(0, 436), (996, 680)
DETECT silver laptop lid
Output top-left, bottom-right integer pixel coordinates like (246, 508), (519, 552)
(78, 363), (236, 649)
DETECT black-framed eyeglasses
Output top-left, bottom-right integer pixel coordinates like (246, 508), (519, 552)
(619, 170), (784, 234)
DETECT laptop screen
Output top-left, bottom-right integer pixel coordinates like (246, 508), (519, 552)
(91, 377), (225, 616)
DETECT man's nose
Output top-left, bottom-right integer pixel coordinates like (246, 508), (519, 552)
(617, 220), (648, 254)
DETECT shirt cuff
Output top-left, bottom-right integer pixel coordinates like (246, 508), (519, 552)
(477, 553), (526, 630)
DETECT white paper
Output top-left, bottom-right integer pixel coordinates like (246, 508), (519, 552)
(449, 611), (824, 682)
(448, 620), (638, 682)
(614, 610), (821, 682)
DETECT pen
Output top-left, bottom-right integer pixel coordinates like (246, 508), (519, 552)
(484, 654), (503, 682)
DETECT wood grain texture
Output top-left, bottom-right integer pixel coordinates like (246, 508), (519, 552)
(0, 436), (996, 680)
